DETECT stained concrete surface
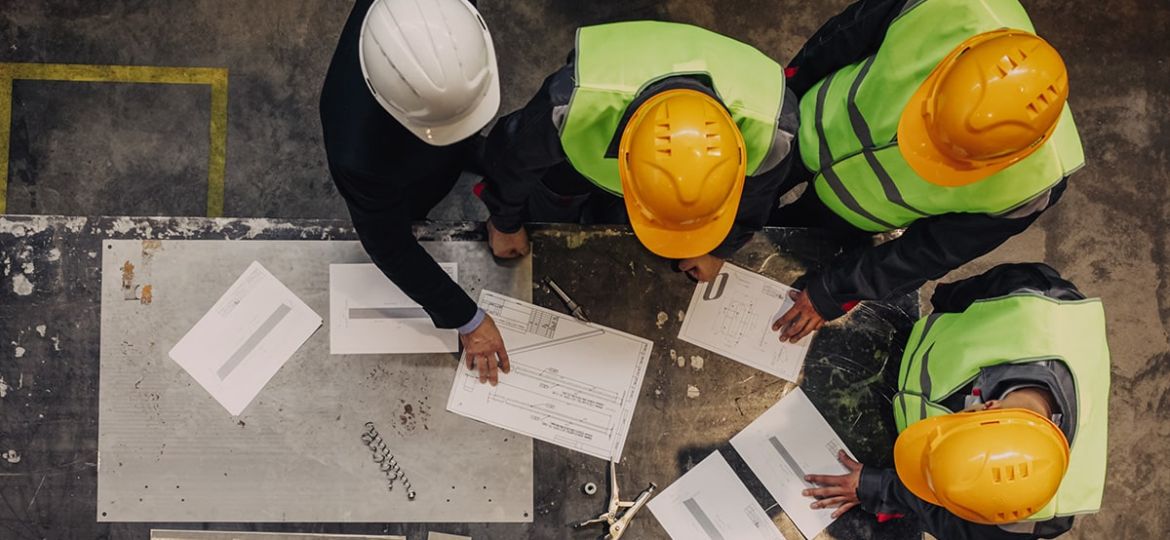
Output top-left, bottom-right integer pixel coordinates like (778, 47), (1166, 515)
(7, 80), (210, 216)
(1, 0), (1168, 538)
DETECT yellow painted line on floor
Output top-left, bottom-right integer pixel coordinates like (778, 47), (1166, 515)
(0, 63), (229, 216)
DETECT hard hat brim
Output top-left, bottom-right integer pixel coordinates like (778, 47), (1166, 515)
(625, 185), (741, 259)
(897, 62), (1017, 187)
(893, 414), (947, 507)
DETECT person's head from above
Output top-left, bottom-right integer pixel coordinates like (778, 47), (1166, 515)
(895, 387), (1070, 525)
(359, 0), (500, 146)
(618, 88), (746, 259)
(899, 29), (1069, 186)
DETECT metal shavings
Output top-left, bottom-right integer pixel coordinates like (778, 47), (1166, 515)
(362, 421), (416, 501)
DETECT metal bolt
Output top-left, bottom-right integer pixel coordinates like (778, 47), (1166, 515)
(407, 490), (416, 500)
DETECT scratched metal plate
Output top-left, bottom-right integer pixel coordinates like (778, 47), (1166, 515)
(98, 239), (532, 522)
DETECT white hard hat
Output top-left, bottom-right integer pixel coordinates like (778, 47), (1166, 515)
(359, 0), (500, 146)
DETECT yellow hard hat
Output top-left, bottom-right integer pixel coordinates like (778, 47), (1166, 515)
(898, 30), (1069, 186)
(894, 408), (1070, 525)
(618, 89), (746, 259)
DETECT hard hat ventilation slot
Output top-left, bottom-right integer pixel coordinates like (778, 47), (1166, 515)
(997, 57), (1018, 78)
(706, 133), (722, 156)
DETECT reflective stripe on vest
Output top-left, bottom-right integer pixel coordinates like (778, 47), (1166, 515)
(561, 21), (785, 195)
(894, 294), (1110, 520)
(797, 0), (1086, 232)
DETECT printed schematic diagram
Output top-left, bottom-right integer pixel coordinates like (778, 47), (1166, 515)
(679, 264), (811, 382)
(447, 290), (653, 461)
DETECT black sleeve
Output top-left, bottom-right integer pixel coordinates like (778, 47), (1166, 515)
(328, 165), (479, 329)
(930, 263), (1086, 313)
(856, 468), (1065, 540)
(480, 62), (575, 233)
(712, 151), (792, 258)
(804, 180), (1068, 320)
(786, 0), (909, 96)
(711, 87), (800, 258)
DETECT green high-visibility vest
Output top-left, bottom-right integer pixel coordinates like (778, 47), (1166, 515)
(893, 294), (1109, 521)
(797, 0), (1086, 232)
(560, 21), (785, 195)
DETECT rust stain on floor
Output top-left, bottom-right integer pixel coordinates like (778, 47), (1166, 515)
(139, 284), (153, 305)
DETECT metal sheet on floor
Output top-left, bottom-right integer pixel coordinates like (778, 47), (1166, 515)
(98, 239), (533, 522)
(151, 531), (406, 540)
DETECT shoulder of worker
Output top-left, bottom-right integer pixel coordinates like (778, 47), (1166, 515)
(930, 262), (1085, 314)
(752, 86), (801, 176)
(988, 176), (1071, 220)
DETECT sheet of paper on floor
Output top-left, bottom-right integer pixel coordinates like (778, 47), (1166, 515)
(678, 263), (812, 382)
(648, 451), (788, 540)
(330, 263), (459, 354)
(151, 531), (405, 540)
(730, 388), (856, 539)
(446, 290), (653, 461)
(168, 261), (322, 416)
(427, 533), (472, 540)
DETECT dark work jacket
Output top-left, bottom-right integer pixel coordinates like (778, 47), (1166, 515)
(319, 0), (478, 329)
(786, 0), (1071, 320)
(856, 263), (1083, 540)
(481, 53), (800, 259)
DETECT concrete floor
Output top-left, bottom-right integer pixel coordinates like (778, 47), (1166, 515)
(1, 0), (1168, 537)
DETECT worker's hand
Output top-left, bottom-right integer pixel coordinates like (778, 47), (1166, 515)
(486, 220), (530, 259)
(772, 289), (824, 343)
(460, 314), (510, 386)
(803, 450), (863, 518)
(678, 254), (725, 282)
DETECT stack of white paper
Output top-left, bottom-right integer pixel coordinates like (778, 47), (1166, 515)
(678, 263), (812, 382)
(168, 261), (322, 416)
(329, 263), (459, 354)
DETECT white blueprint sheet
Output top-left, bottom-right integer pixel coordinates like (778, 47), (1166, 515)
(731, 388), (855, 540)
(446, 290), (653, 461)
(678, 263), (812, 382)
(329, 263), (458, 354)
(649, 452), (787, 540)
(168, 261), (322, 416)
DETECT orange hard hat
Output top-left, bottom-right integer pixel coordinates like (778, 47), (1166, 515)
(898, 29), (1070, 186)
(618, 89), (746, 259)
(894, 408), (1070, 525)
